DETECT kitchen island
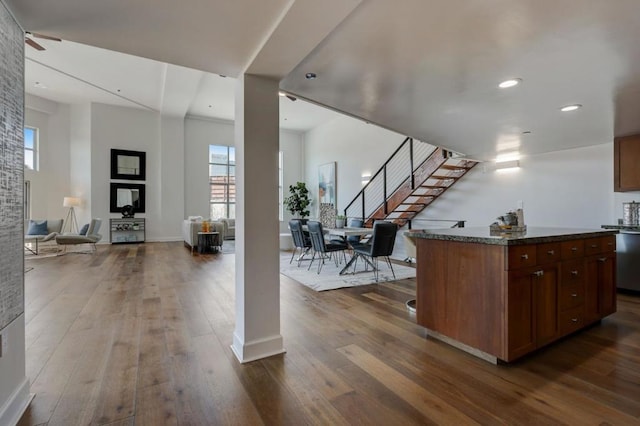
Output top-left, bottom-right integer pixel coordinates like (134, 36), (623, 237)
(407, 227), (618, 363)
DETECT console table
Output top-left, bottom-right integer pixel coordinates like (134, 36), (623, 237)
(110, 218), (145, 244)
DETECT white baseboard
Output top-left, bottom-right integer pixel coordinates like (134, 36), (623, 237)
(231, 333), (285, 363)
(0, 378), (33, 426)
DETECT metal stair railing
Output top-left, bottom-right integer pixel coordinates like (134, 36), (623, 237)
(344, 137), (437, 222)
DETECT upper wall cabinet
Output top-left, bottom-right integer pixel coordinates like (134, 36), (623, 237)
(614, 135), (640, 192)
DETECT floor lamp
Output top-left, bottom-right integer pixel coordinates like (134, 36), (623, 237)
(63, 196), (81, 234)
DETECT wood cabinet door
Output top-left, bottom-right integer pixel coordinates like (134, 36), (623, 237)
(585, 253), (617, 322)
(534, 265), (560, 346)
(506, 270), (535, 360)
(598, 253), (616, 317)
(615, 135), (640, 191)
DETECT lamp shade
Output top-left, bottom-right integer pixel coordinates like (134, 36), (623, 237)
(63, 196), (82, 208)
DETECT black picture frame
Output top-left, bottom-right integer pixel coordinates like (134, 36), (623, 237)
(111, 149), (146, 180)
(110, 183), (146, 213)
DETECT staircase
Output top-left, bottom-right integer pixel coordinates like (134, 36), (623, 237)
(344, 137), (478, 227)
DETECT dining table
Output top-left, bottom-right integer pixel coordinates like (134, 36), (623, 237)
(325, 226), (375, 275)
(300, 224), (375, 274)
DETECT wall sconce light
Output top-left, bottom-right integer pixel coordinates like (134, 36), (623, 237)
(361, 174), (371, 185)
(483, 159), (520, 173)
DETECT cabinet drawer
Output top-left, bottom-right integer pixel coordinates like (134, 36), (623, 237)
(560, 260), (585, 286)
(584, 236), (616, 255)
(561, 240), (584, 259)
(507, 245), (537, 270)
(559, 306), (585, 335)
(537, 243), (561, 264)
(559, 283), (585, 311)
(584, 237), (602, 256)
(601, 235), (616, 252)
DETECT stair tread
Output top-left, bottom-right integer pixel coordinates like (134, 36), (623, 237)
(352, 145), (478, 226)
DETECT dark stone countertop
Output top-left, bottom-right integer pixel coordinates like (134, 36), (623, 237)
(405, 226), (618, 246)
(601, 224), (640, 231)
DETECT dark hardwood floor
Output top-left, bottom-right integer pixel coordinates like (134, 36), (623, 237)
(18, 242), (640, 425)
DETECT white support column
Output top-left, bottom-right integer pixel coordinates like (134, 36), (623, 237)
(231, 74), (285, 363)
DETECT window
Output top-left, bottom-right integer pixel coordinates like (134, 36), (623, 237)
(279, 151), (284, 221)
(24, 127), (38, 170)
(209, 145), (235, 219)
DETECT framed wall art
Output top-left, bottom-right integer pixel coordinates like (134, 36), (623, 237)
(318, 162), (336, 209)
(111, 149), (146, 180)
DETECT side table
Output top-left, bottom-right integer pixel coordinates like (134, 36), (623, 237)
(197, 231), (221, 254)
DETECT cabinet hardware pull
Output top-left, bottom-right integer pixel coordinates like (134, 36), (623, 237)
(532, 270), (544, 277)
(591, 244), (598, 248)
(607, 242), (613, 246)
(598, 257), (607, 262)
(521, 254), (529, 260)
(547, 250), (555, 255)
(571, 270), (578, 276)
(571, 318), (579, 323)
(571, 247), (578, 251)
(571, 293), (578, 297)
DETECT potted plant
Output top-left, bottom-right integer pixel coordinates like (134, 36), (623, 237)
(284, 182), (311, 220)
(335, 214), (347, 229)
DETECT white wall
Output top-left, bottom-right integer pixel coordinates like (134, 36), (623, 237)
(303, 116), (406, 216)
(158, 116), (186, 240)
(184, 117), (235, 218)
(184, 116), (305, 233)
(24, 98), (71, 221)
(90, 103), (162, 242)
(69, 103), (92, 226)
(303, 114), (616, 229)
(419, 143), (615, 228)
(279, 130), (304, 232)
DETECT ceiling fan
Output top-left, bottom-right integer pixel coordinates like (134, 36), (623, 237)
(25, 32), (61, 51)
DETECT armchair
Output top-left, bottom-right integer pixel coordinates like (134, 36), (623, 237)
(219, 218), (235, 240)
(55, 218), (103, 254)
(24, 218), (63, 254)
(182, 219), (224, 254)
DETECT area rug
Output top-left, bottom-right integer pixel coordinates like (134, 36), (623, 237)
(279, 251), (416, 291)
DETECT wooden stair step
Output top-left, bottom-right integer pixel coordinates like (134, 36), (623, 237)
(393, 205), (424, 213)
(439, 164), (470, 170)
(430, 174), (459, 180)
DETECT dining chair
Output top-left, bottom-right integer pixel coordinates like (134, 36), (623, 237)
(289, 219), (311, 266)
(307, 220), (348, 274)
(350, 220), (398, 281)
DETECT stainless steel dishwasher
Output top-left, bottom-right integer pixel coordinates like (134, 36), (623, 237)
(616, 230), (640, 291)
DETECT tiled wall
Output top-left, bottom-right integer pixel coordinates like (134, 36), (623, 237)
(0, 1), (25, 331)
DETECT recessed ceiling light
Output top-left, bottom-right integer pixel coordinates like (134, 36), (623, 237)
(305, 72), (317, 80)
(208, 105), (212, 108)
(560, 104), (582, 112)
(498, 78), (521, 88)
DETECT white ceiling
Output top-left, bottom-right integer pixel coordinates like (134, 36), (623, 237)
(9, 0), (640, 160)
(24, 38), (343, 132)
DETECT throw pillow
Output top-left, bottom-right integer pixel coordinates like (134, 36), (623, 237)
(27, 220), (48, 235)
(79, 223), (90, 235)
